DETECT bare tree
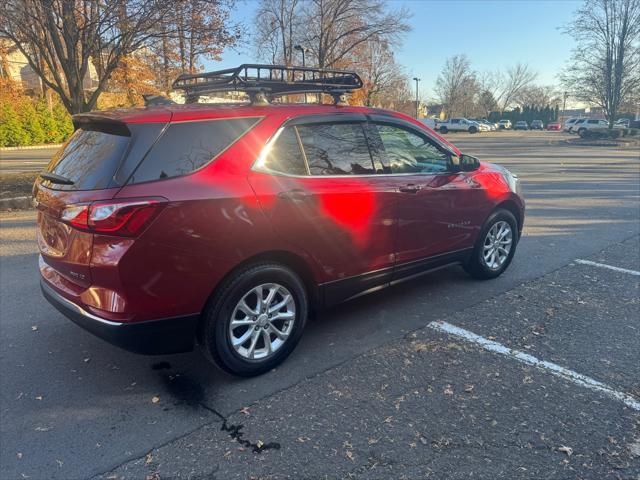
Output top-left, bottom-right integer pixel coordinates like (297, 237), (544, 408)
(0, 0), (171, 114)
(516, 85), (561, 109)
(254, 0), (301, 65)
(561, 0), (640, 127)
(435, 54), (479, 117)
(495, 64), (538, 113)
(355, 38), (408, 107)
(302, 0), (410, 69)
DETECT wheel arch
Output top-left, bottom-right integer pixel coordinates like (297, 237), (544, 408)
(199, 249), (320, 322)
(494, 199), (523, 235)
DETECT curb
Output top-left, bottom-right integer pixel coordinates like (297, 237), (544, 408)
(0, 196), (34, 211)
(1, 144), (62, 152)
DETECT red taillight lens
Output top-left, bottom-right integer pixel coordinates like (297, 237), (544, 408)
(61, 198), (166, 236)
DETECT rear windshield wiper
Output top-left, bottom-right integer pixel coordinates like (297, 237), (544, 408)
(40, 172), (75, 185)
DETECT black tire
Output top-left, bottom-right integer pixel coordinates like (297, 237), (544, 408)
(468, 126), (478, 134)
(440, 126), (448, 133)
(199, 262), (308, 377)
(578, 127), (586, 136)
(464, 209), (518, 280)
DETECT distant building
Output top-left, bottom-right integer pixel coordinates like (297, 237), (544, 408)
(0, 37), (98, 94)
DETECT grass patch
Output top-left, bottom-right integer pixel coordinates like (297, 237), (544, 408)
(0, 172), (39, 199)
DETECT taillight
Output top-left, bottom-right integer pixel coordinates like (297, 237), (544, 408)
(61, 198), (166, 236)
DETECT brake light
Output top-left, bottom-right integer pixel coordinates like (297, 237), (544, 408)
(61, 198), (166, 236)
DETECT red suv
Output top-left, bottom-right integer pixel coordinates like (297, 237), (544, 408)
(36, 66), (524, 376)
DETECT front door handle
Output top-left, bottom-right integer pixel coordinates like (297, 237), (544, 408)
(277, 189), (309, 202)
(399, 184), (421, 194)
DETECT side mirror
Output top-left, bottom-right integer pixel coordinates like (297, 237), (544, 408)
(460, 154), (480, 172)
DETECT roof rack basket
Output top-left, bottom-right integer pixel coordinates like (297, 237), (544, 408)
(172, 64), (363, 105)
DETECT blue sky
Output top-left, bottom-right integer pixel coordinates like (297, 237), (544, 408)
(208, 0), (582, 99)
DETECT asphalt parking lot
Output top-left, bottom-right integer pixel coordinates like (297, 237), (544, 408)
(1, 131), (639, 479)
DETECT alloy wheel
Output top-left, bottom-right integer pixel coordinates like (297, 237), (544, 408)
(229, 283), (296, 360)
(482, 221), (513, 270)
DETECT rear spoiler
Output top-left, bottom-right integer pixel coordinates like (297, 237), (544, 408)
(72, 114), (131, 136)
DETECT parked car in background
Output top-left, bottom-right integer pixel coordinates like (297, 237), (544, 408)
(574, 118), (612, 135)
(498, 119), (512, 130)
(34, 64), (525, 377)
(437, 117), (486, 134)
(530, 120), (544, 130)
(569, 118), (587, 133)
(514, 121), (529, 131)
(472, 119), (497, 131)
(546, 121), (562, 131)
(563, 117), (580, 132)
(615, 118), (630, 128)
(419, 118), (437, 130)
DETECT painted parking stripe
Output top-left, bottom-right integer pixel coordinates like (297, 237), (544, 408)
(428, 321), (640, 411)
(575, 259), (640, 276)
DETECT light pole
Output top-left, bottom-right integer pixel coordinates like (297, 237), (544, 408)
(413, 77), (421, 119)
(562, 91), (568, 122)
(294, 45), (309, 103)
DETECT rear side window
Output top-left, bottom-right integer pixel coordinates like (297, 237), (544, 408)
(129, 117), (260, 184)
(44, 127), (130, 190)
(260, 127), (308, 175)
(296, 123), (374, 176)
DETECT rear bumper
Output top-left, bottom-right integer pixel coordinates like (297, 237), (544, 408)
(41, 279), (198, 355)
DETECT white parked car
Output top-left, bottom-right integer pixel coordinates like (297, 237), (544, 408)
(563, 117), (580, 132)
(437, 117), (486, 133)
(574, 118), (621, 135)
(418, 118), (437, 130)
(498, 119), (512, 130)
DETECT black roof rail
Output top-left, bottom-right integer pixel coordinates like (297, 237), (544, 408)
(172, 64), (363, 105)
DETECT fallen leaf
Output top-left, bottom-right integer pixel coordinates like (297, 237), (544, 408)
(16, 452), (23, 460)
(558, 445), (573, 456)
(83, 358), (91, 363)
(239, 406), (250, 415)
(346, 450), (354, 461)
(145, 453), (153, 465)
(464, 384), (474, 393)
(443, 385), (453, 396)
(56, 459), (63, 467)
(523, 376), (533, 384)
(151, 396), (160, 404)
(368, 438), (379, 445)
(419, 436), (428, 445)
(384, 416), (393, 423)
(256, 440), (264, 449)
(35, 396), (43, 401)
(31, 326), (38, 331)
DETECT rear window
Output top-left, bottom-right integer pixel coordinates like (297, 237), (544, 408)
(260, 127), (308, 176)
(128, 117), (260, 184)
(44, 126), (130, 190)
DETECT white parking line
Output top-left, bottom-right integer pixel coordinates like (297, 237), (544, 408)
(575, 259), (640, 276)
(428, 321), (640, 411)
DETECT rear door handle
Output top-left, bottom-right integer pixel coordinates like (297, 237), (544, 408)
(277, 189), (309, 202)
(399, 184), (421, 194)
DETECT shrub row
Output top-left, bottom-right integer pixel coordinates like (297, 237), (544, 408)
(579, 128), (639, 139)
(0, 100), (73, 147)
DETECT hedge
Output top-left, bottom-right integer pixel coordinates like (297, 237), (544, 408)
(0, 99), (73, 147)
(579, 128), (638, 140)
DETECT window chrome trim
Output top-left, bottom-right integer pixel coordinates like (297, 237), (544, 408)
(251, 114), (464, 179)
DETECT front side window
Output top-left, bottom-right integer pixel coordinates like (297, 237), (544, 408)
(296, 122), (374, 176)
(129, 117), (260, 184)
(259, 127), (308, 175)
(375, 124), (451, 174)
